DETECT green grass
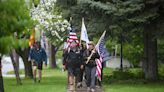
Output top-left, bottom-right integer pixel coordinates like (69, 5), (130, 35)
(102, 67), (164, 92)
(4, 67), (164, 92)
(104, 83), (164, 92)
(7, 69), (24, 74)
(4, 68), (67, 92)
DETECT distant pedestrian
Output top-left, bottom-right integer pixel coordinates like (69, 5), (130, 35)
(77, 43), (86, 88)
(29, 41), (47, 83)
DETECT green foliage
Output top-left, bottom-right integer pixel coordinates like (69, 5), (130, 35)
(0, 0), (33, 54)
(103, 65), (164, 84)
(0, 0), (33, 37)
(106, 39), (118, 49)
(123, 44), (143, 66)
(0, 36), (13, 54)
(58, 0), (164, 68)
(33, 0), (40, 6)
(159, 64), (164, 79)
(112, 70), (134, 80)
(158, 39), (164, 63)
(103, 68), (145, 84)
(0, 36), (28, 54)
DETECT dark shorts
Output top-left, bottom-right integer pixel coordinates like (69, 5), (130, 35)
(33, 62), (43, 70)
(67, 67), (80, 76)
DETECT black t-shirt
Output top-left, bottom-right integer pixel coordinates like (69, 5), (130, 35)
(83, 49), (100, 67)
(63, 48), (83, 68)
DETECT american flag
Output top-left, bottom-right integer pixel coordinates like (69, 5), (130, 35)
(63, 32), (79, 49)
(95, 31), (109, 81)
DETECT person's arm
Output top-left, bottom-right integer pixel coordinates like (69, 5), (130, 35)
(88, 49), (99, 59)
(95, 51), (100, 59)
(83, 50), (88, 61)
(62, 51), (68, 65)
(29, 48), (34, 61)
(42, 48), (47, 65)
(62, 51), (69, 70)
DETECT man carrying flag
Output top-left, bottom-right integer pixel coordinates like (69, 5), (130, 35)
(85, 31), (110, 90)
(83, 41), (100, 92)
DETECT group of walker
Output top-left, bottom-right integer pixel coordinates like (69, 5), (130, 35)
(63, 41), (101, 92)
(28, 38), (102, 92)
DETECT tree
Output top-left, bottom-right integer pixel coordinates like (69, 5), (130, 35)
(0, 55), (4, 92)
(16, 47), (33, 78)
(57, 0), (164, 80)
(30, 0), (71, 68)
(0, 0), (34, 89)
(10, 49), (22, 85)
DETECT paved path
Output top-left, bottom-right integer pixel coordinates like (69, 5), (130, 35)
(67, 81), (103, 92)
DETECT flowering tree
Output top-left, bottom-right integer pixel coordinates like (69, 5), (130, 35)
(30, 0), (71, 43)
(30, 0), (71, 68)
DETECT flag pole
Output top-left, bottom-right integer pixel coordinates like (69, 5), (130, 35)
(86, 48), (96, 64)
(80, 18), (84, 45)
(86, 31), (106, 64)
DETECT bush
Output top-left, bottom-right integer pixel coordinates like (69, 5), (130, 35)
(112, 70), (134, 80)
(159, 64), (164, 80)
(102, 68), (145, 84)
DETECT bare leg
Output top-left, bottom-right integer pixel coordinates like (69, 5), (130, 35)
(38, 69), (42, 82)
(33, 66), (37, 83)
(69, 75), (73, 84)
(73, 76), (76, 91)
(69, 75), (74, 91)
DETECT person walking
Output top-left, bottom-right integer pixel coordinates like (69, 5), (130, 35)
(63, 41), (84, 91)
(77, 43), (86, 88)
(29, 41), (47, 83)
(84, 41), (100, 92)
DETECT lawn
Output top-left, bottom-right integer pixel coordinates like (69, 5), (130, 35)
(104, 83), (164, 92)
(4, 68), (67, 92)
(103, 67), (164, 92)
(4, 67), (164, 92)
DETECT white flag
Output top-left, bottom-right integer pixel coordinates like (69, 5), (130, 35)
(80, 18), (89, 43)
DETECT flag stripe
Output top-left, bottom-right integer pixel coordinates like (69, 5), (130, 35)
(95, 31), (107, 80)
(64, 31), (79, 49)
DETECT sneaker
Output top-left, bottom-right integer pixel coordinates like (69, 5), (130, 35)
(96, 85), (100, 88)
(91, 88), (95, 92)
(87, 87), (90, 92)
(77, 82), (82, 88)
(69, 84), (74, 91)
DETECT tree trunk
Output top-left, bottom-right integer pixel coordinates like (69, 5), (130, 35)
(0, 56), (4, 92)
(22, 57), (33, 78)
(16, 48), (33, 78)
(15, 53), (19, 70)
(143, 25), (158, 80)
(10, 50), (22, 85)
(48, 43), (57, 68)
(120, 33), (123, 71)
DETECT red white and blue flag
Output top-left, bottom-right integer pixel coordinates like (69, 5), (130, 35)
(95, 31), (110, 81)
(63, 32), (79, 50)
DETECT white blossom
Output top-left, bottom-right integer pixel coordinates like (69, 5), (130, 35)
(51, 30), (56, 36)
(30, 0), (70, 41)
